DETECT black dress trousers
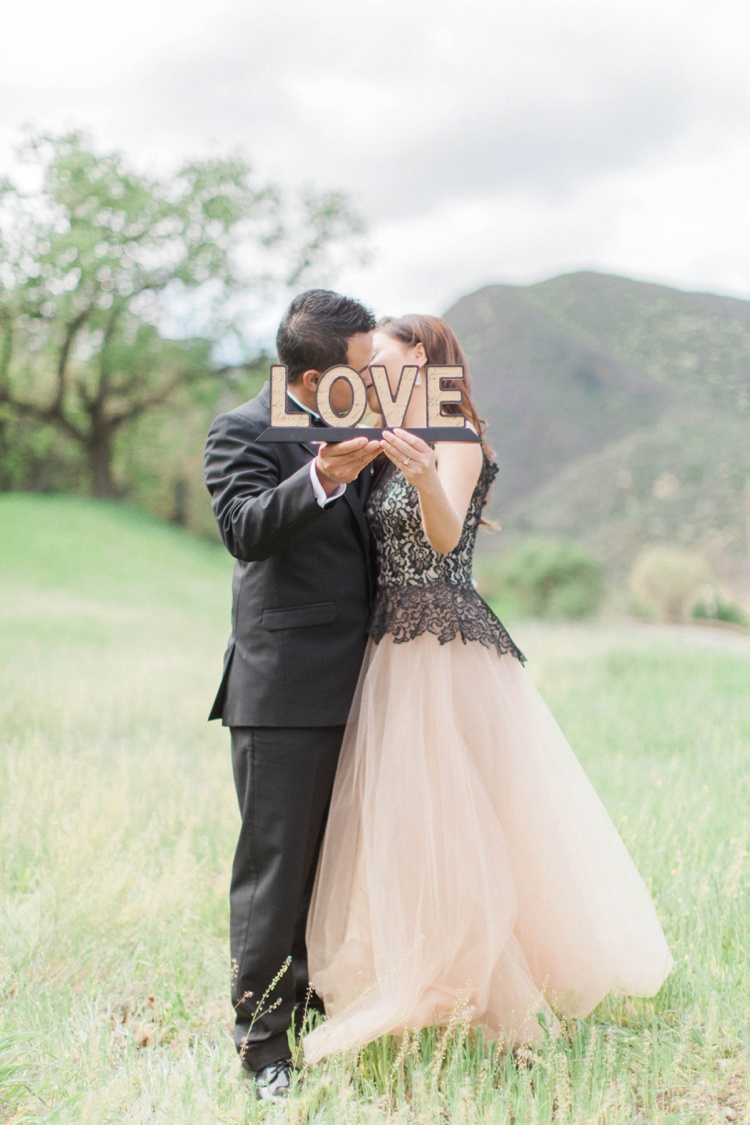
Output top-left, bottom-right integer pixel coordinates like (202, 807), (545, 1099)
(204, 384), (373, 1070)
(229, 725), (345, 1071)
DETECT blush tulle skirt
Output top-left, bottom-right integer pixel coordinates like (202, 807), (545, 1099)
(303, 634), (673, 1063)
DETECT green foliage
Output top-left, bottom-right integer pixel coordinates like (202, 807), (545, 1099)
(477, 537), (605, 619)
(629, 545), (713, 623)
(692, 592), (749, 627)
(115, 365), (265, 538)
(1, 496), (748, 1122)
(0, 408), (86, 491)
(0, 128), (365, 497)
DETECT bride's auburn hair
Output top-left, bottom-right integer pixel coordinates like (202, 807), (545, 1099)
(377, 315), (493, 457)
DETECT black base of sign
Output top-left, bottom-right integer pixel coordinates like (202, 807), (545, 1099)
(257, 426), (481, 444)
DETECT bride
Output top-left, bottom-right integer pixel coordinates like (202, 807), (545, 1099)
(302, 315), (672, 1063)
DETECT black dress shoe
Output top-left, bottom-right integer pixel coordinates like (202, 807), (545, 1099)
(254, 1058), (294, 1101)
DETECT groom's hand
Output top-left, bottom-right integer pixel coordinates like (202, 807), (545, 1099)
(315, 437), (381, 495)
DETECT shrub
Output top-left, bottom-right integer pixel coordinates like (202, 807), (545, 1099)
(477, 538), (605, 619)
(629, 545), (712, 623)
(692, 593), (748, 627)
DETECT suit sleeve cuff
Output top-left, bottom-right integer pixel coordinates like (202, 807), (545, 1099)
(309, 458), (345, 507)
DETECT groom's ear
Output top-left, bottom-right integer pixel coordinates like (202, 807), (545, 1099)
(299, 369), (323, 394)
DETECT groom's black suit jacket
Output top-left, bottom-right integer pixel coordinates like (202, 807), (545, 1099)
(204, 381), (374, 727)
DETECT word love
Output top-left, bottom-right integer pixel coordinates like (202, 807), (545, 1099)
(270, 363), (467, 430)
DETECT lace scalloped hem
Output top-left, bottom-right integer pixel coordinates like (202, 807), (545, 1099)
(368, 581), (526, 664)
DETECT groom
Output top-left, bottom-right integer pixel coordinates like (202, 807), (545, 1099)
(203, 290), (380, 1100)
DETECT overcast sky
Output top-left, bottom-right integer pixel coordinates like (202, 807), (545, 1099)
(2, 0), (750, 342)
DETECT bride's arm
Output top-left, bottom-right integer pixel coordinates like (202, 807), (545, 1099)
(380, 428), (483, 554)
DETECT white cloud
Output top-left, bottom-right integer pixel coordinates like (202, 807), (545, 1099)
(0, 0), (240, 86)
(2, 0), (750, 338)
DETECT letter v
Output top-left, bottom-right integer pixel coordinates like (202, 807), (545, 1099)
(370, 365), (419, 427)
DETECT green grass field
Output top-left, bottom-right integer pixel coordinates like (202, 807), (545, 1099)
(1, 495), (748, 1124)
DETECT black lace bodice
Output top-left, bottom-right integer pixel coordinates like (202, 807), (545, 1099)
(366, 456), (525, 662)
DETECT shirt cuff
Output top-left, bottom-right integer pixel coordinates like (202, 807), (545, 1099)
(309, 458), (345, 507)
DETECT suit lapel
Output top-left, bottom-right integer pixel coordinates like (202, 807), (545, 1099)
(343, 479), (370, 549)
(264, 386), (375, 596)
(343, 471), (375, 600)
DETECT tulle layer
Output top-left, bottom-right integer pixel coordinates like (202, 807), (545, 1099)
(303, 635), (673, 1063)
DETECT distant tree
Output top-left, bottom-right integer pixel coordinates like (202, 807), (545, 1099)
(0, 131), (365, 496)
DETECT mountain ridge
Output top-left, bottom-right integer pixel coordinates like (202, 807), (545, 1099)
(442, 270), (750, 580)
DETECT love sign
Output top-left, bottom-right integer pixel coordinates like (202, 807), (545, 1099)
(259, 364), (480, 444)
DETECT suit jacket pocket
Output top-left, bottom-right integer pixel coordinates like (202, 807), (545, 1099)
(261, 602), (338, 630)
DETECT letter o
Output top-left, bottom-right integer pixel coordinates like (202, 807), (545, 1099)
(315, 365), (368, 427)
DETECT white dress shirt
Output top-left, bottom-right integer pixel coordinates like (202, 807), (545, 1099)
(287, 390), (346, 508)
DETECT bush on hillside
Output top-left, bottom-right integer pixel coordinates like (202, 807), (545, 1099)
(629, 545), (713, 623)
(476, 538), (605, 619)
(691, 592), (748, 628)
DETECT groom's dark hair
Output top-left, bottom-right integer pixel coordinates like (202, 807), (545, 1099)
(276, 289), (376, 382)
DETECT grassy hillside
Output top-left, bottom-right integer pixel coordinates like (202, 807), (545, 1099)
(444, 271), (750, 573)
(0, 493), (230, 608)
(508, 405), (750, 576)
(0, 494), (233, 739)
(526, 271), (750, 416)
(0, 496), (748, 1122)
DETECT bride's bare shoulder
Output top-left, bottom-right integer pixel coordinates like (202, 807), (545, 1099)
(434, 430), (483, 488)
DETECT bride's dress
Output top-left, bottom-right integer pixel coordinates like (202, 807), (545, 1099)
(303, 456), (673, 1063)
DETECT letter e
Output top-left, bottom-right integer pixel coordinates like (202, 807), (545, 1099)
(426, 366), (466, 428)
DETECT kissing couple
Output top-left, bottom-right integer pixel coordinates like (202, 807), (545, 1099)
(203, 289), (672, 1102)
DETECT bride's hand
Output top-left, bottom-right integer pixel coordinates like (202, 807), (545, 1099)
(381, 429), (437, 488)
